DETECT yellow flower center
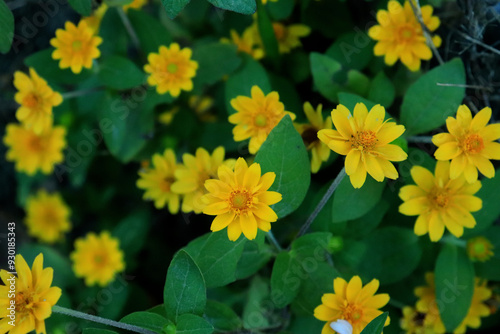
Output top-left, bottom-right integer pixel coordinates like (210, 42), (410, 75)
(160, 177), (175, 192)
(23, 93), (41, 108)
(28, 135), (44, 152)
(167, 63), (178, 74)
(429, 188), (450, 208)
(342, 303), (364, 323)
(463, 134), (484, 154)
(351, 131), (378, 151)
(72, 40), (83, 51)
(15, 290), (36, 314)
(301, 126), (319, 148)
(397, 24), (419, 43)
(254, 114), (268, 127)
(273, 23), (287, 41)
(467, 236), (494, 262)
(229, 190), (252, 214)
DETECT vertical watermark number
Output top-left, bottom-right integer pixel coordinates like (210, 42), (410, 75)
(6, 222), (16, 327)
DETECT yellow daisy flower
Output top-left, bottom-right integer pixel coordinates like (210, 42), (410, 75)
(229, 85), (296, 154)
(368, 0), (441, 72)
(318, 102), (407, 189)
(158, 106), (180, 126)
(399, 161), (482, 242)
(314, 275), (390, 334)
(432, 105), (500, 183)
(172, 147), (235, 214)
(221, 27), (264, 60)
(272, 22), (311, 54)
(13, 68), (62, 134)
(0, 254), (62, 334)
(201, 157), (282, 241)
(81, 4), (108, 34)
(144, 43), (198, 97)
(400, 306), (429, 334)
(467, 236), (494, 262)
(3, 123), (66, 176)
(71, 231), (125, 287)
(25, 190), (71, 244)
(50, 20), (102, 74)
(415, 273), (492, 334)
(295, 102), (332, 173)
(189, 95), (217, 122)
(123, 0), (148, 11)
(136, 149), (181, 213)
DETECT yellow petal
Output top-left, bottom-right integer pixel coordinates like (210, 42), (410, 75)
(258, 191), (282, 205)
(353, 103), (368, 129)
(378, 158), (399, 179)
(203, 201), (229, 215)
(32, 301), (52, 320)
(227, 221), (242, 241)
(452, 195), (482, 212)
(432, 132), (454, 146)
(253, 203), (278, 222)
(399, 197), (428, 216)
(332, 105), (354, 138)
(434, 142), (461, 160)
(364, 153), (385, 182)
(463, 163), (478, 183)
(243, 163), (261, 189)
(410, 166), (434, 191)
(414, 214), (429, 236)
(399, 185), (426, 201)
(211, 211), (236, 231)
(450, 154), (467, 179)
(314, 305), (337, 321)
(373, 144), (407, 161)
(239, 213), (258, 240)
(350, 163), (367, 189)
(363, 293), (390, 309)
(377, 123), (405, 145)
(470, 107), (491, 132)
(428, 213), (445, 242)
(328, 140), (351, 156)
(345, 150), (361, 176)
(471, 155), (495, 178)
(333, 277), (347, 297)
(480, 123), (500, 141)
(482, 142), (500, 160)
(364, 105), (385, 132)
(346, 276), (362, 302)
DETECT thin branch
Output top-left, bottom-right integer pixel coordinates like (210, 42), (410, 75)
(61, 88), (103, 99)
(409, 0), (444, 65)
(407, 136), (434, 144)
(457, 30), (500, 57)
(266, 231), (283, 252)
(118, 8), (141, 50)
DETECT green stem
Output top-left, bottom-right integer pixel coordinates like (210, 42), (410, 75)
(61, 88), (102, 99)
(52, 306), (156, 334)
(266, 230), (283, 252)
(118, 8), (141, 50)
(441, 235), (467, 248)
(407, 136), (434, 144)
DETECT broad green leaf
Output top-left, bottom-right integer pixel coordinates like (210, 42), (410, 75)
(332, 176), (385, 222)
(401, 58), (465, 135)
(121, 312), (172, 333)
(204, 300), (242, 332)
(310, 52), (342, 102)
(325, 32), (374, 70)
(162, 0), (191, 18)
(267, 0), (294, 20)
(127, 10), (172, 54)
(368, 72), (395, 108)
(82, 329), (118, 334)
(113, 209), (151, 257)
(176, 314), (214, 334)
(289, 316), (324, 334)
(0, 0), (14, 54)
(346, 70), (370, 96)
(271, 252), (301, 308)
(284, 51), (310, 83)
(255, 115), (311, 218)
(360, 312), (389, 334)
(100, 8), (129, 56)
(256, 1), (279, 64)
(243, 276), (270, 329)
(470, 168), (500, 233)
(337, 92), (377, 112)
(164, 250), (206, 322)
(269, 74), (302, 117)
(98, 56), (145, 90)
(184, 231), (246, 288)
(68, 0), (92, 16)
(104, 0), (134, 7)
(343, 199), (390, 239)
(236, 233), (273, 279)
(206, 0), (256, 15)
(290, 232), (332, 260)
(435, 243), (475, 332)
(192, 43), (241, 91)
(225, 54), (271, 115)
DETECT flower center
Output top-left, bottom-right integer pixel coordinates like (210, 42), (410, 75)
(254, 114), (268, 127)
(15, 291), (36, 313)
(273, 23), (287, 41)
(429, 188), (450, 209)
(343, 304), (363, 323)
(229, 190), (252, 214)
(160, 177), (175, 192)
(351, 131), (377, 151)
(23, 93), (41, 108)
(28, 135), (44, 152)
(301, 126), (319, 148)
(397, 24), (418, 43)
(167, 63), (178, 74)
(72, 40), (83, 51)
(463, 134), (484, 154)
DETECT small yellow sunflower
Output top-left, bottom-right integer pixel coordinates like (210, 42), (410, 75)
(400, 306), (429, 334)
(13, 68), (62, 134)
(467, 236), (494, 262)
(272, 22), (311, 54)
(144, 43), (198, 97)
(50, 20), (102, 74)
(221, 26), (264, 60)
(201, 157), (282, 241)
(71, 231), (125, 287)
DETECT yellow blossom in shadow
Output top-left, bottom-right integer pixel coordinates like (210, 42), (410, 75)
(272, 22), (311, 54)
(189, 95), (217, 122)
(399, 161), (482, 242)
(123, 0), (148, 12)
(3, 123), (66, 176)
(201, 158), (282, 241)
(81, 4), (108, 34)
(158, 106), (180, 126)
(221, 26), (264, 60)
(314, 276), (390, 334)
(467, 236), (494, 262)
(50, 20), (102, 74)
(0, 254), (62, 334)
(318, 103), (407, 188)
(368, 0), (441, 71)
(400, 306), (430, 334)
(433, 105), (500, 183)
(25, 190), (71, 244)
(71, 231), (125, 287)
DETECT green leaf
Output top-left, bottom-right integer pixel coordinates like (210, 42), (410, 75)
(243, 276), (270, 329)
(127, 10), (172, 54)
(470, 168), (500, 233)
(368, 72), (395, 108)
(104, 0), (134, 7)
(435, 243), (475, 332)
(164, 250), (206, 322)
(337, 92), (377, 112)
(290, 232), (332, 260)
(267, 0), (294, 20)
(325, 32), (375, 71)
(68, 0), (92, 16)
(82, 329), (119, 334)
(256, 1), (279, 63)
(225, 54), (271, 115)
(271, 252), (301, 308)
(112, 209), (151, 257)
(332, 176), (385, 222)
(0, 0), (14, 54)
(360, 312), (389, 334)
(255, 115), (311, 218)
(121, 312), (172, 333)
(184, 231), (246, 288)
(100, 8), (129, 56)
(346, 70), (370, 97)
(192, 43), (241, 92)
(236, 233), (273, 279)
(162, 0), (191, 18)
(98, 56), (145, 90)
(176, 314), (214, 334)
(204, 300), (242, 332)
(206, 0), (256, 15)
(310, 52), (342, 102)
(401, 58), (466, 135)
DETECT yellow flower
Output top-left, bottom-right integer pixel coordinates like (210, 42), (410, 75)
(25, 190), (71, 244)
(368, 0), (441, 71)
(221, 27), (264, 60)
(272, 22), (310, 54)
(432, 105), (500, 183)
(399, 161), (482, 242)
(3, 123), (66, 176)
(71, 231), (125, 287)
(50, 20), (102, 74)
(400, 306), (430, 334)
(318, 103), (407, 188)
(158, 106), (180, 125)
(295, 102), (332, 173)
(314, 276), (390, 334)
(415, 273), (492, 334)
(229, 85), (296, 154)
(123, 0), (148, 12)
(172, 147), (235, 214)
(467, 236), (494, 262)
(136, 149), (181, 213)
(80, 4), (108, 34)
(201, 158), (282, 241)
(144, 43), (198, 97)
(13, 68), (62, 134)
(189, 95), (217, 122)
(0, 254), (62, 334)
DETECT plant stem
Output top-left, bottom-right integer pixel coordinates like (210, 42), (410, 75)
(61, 88), (102, 99)
(295, 167), (346, 240)
(407, 136), (434, 144)
(409, 0), (444, 65)
(266, 230), (283, 252)
(52, 306), (157, 334)
(118, 8), (141, 50)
